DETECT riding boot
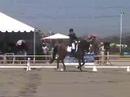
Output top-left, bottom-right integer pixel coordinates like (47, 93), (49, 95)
(71, 49), (75, 57)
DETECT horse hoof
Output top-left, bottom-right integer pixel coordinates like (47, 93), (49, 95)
(54, 68), (59, 71)
(60, 68), (64, 71)
(77, 66), (82, 72)
(80, 69), (83, 72)
(77, 66), (80, 69)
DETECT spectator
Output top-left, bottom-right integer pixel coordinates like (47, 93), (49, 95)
(42, 43), (49, 62)
(42, 43), (49, 55)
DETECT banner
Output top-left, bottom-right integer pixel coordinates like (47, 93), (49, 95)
(64, 52), (95, 63)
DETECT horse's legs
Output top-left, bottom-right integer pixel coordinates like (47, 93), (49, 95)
(57, 58), (60, 70)
(50, 50), (57, 63)
(77, 59), (82, 71)
(81, 57), (85, 67)
(61, 59), (66, 71)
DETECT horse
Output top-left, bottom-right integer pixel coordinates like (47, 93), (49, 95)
(50, 39), (90, 71)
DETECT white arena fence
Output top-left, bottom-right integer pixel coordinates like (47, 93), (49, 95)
(0, 54), (52, 64)
(0, 54), (129, 72)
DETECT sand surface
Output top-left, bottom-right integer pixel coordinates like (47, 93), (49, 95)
(0, 66), (130, 97)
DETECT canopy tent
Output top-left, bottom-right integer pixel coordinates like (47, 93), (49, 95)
(0, 12), (36, 59)
(43, 33), (69, 40)
(0, 12), (34, 32)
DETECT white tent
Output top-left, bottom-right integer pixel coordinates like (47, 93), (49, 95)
(0, 12), (36, 58)
(0, 12), (35, 32)
(43, 33), (69, 39)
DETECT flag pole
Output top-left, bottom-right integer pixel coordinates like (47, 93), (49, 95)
(119, 10), (123, 55)
(33, 29), (36, 63)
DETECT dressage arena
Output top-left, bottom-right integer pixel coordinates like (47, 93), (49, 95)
(0, 55), (130, 97)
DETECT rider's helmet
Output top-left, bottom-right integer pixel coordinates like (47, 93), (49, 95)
(69, 28), (74, 33)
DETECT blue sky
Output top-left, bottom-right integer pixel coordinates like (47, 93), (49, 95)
(0, 0), (130, 36)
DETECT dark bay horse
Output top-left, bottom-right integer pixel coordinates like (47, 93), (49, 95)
(50, 39), (90, 71)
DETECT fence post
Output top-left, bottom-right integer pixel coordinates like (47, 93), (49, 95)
(106, 51), (110, 64)
(12, 56), (15, 64)
(3, 54), (6, 64)
(92, 66), (97, 72)
(127, 66), (130, 72)
(26, 58), (31, 71)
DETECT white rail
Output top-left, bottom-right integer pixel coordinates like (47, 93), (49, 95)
(0, 54), (129, 72)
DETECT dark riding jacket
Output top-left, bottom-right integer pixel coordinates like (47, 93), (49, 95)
(68, 33), (78, 44)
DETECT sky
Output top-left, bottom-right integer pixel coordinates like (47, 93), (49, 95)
(0, 0), (130, 37)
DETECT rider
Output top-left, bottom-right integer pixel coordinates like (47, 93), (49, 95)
(88, 35), (100, 62)
(88, 35), (99, 55)
(68, 28), (78, 56)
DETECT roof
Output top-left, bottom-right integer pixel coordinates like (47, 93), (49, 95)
(0, 12), (35, 32)
(42, 33), (69, 39)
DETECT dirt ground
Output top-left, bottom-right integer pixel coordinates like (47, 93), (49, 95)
(0, 67), (130, 97)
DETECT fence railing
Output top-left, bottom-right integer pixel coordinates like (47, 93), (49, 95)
(0, 54), (130, 64)
(0, 54), (52, 64)
(0, 54), (129, 72)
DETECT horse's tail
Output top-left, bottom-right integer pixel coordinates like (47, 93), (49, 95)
(49, 46), (58, 64)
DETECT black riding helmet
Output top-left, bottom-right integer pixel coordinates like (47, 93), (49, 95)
(69, 28), (74, 32)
